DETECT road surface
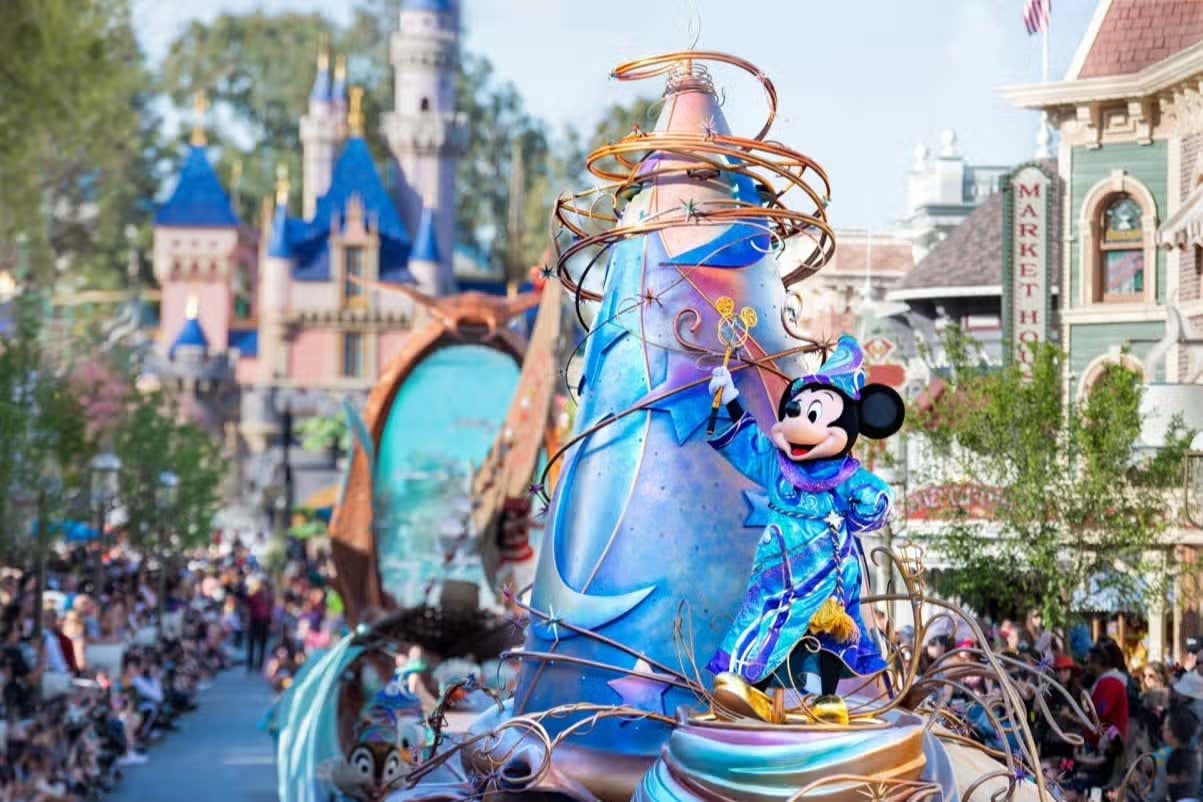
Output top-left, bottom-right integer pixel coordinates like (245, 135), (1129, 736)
(107, 667), (277, 802)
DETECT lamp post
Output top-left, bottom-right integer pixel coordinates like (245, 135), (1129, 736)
(155, 470), (179, 633)
(90, 452), (121, 595)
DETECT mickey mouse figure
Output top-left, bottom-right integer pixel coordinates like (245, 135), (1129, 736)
(705, 335), (904, 725)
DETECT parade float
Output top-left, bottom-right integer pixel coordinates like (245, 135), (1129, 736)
(279, 49), (1123, 802)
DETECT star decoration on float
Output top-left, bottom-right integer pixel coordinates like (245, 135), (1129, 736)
(824, 511), (844, 531)
(545, 603), (562, 643)
(606, 658), (671, 714)
(681, 198), (702, 223)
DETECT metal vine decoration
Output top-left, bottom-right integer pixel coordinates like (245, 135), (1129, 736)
(551, 50), (835, 313)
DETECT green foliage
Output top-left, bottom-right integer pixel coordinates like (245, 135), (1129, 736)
(0, 0), (159, 290)
(910, 329), (1195, 627)
(296, 414), (349, 454)
(113, 393), (223, 554)
(0, 276), (94, 558)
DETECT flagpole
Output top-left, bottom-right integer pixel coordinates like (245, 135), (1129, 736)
(1036, 1), (1052, 158)
(1042, 8), (1050, 83)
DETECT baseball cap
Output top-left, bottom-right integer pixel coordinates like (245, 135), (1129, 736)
(1187, 636), (1201, 654)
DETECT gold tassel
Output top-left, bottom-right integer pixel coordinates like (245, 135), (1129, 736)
(808, 597), (859, 644)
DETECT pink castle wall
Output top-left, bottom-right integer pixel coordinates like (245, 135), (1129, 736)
(289, 329), (335, 386)
(235, 357), (261, 384)
(160, 281), (230, 352)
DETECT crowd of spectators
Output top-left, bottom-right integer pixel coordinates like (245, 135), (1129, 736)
(0, 539), (267, 801)
(900, 610), (1203, 802)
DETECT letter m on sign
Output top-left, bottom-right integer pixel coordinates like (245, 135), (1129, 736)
(1018, 183), (1041, 198)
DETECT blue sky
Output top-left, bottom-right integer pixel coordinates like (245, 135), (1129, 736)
(134, 0), (1099, 230)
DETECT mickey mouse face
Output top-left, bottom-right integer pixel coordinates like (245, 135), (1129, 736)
(769, 381), (905, 463)
(770, 387), (849, 462)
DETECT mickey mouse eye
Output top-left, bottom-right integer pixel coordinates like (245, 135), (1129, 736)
(807, 400), (822, 424)
(784, 401), (801, 418)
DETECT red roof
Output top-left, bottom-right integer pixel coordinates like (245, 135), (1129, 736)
(1078, 0), (1203, 79)
(824, 235), (913, 276)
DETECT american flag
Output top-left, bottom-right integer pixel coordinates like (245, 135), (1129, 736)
(1024, 0), (1051, 34)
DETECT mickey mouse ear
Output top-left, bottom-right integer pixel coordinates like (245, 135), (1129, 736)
(859, 385), (905, 439)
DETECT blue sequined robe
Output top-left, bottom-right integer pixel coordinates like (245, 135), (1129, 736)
(705, 412), (891, 685)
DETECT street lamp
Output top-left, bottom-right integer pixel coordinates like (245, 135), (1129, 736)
(1186, 433), (1203, 529)
(156, 470), (179, 633)
(89, 452), (121, 595)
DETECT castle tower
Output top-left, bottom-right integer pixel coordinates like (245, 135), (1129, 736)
(153, 91), (249, 359)
(300, 47), (349, 219)
(259, 166), (295, 381)
(382, 0), (465, 292)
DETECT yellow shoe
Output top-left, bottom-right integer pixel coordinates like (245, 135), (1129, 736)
(810, 694), (849, 725)
(711, 672), (776, 722)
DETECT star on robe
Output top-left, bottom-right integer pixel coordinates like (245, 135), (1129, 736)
(607, 658), (671, 714)
(824, 511), (844, 531)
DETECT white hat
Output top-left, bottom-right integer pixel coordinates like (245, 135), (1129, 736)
(1174, 671), (1203, 701)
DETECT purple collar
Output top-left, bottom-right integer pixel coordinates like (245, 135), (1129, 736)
(776, 452), (859, 493)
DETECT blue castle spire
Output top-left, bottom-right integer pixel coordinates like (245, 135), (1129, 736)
(309, 48), (332, 103)
(411, 207), (440, 264)
(169, 296), (209, 357)
(154, 146), (239, 228)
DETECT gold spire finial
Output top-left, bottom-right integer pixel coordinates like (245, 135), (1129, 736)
(348, 86), (365, 136)
(185, 294), (199, 320)
(275, 163), (290, 206)
(190, 90), (209, 146)
(335, 54), (347, 83)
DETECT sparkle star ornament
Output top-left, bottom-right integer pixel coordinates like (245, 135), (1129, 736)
(607, 659), (671, 715)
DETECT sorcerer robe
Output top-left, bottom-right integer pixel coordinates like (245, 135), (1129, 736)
(705, 411), (891, 685)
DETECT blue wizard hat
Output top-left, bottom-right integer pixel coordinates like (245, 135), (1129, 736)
(792, 335), (867, 401)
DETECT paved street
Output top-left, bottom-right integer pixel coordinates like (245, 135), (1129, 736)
(107, 668), (277, 802)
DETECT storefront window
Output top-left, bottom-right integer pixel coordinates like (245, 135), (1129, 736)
(1098, 194), (1144, 301)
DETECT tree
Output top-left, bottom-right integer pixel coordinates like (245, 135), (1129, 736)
(113, 393), (223, 557)
(909, 327), (1195, 627)
(0, 0), (161, 291)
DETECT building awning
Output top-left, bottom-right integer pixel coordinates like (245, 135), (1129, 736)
(1159, 181), (1203, 249)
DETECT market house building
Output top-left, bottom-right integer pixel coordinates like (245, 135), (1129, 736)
(999, 0), (1203, 660)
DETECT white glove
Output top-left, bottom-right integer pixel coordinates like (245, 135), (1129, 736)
(709, 366), (738, 404)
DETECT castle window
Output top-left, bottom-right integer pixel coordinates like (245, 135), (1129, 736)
(342, 332), (363, 378)
(420, 97), (430, 112)
(1098, 194), (1144, 302)
(343, 246), (365, 307)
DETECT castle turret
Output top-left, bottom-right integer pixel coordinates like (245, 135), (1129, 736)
(382, 0), (465, 293)
(408, 206), (443, 294)
(153, 91), (246, 359)
(260, 166), (295, 380)
(300, 46), (349, 219)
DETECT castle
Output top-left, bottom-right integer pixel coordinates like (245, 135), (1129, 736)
(149, 0), (490, 526)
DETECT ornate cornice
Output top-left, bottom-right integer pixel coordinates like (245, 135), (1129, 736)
(287, 306), (413, 329)
(1004, 41), (1203, 109)
(381, 111), (468, 156)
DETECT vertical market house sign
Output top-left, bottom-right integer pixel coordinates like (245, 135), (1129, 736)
(1002, 163), (1055, 375)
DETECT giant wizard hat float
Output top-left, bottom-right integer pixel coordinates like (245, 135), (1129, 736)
(467, 51), (846, 794)
(321, 47), (1060, 802)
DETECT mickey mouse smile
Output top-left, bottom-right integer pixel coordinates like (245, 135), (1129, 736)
(788, 442), (814, 458)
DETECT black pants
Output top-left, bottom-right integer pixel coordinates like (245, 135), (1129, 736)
(247, 620), (270, 672)
(755, 647), (844, 696)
